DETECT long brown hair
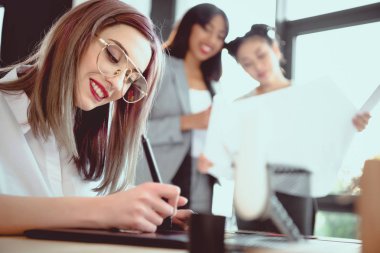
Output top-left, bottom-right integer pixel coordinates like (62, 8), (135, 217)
(0, 0), (163, 194)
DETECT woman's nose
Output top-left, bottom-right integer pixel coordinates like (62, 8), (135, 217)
(113, 69), (122, 76)
(254, 62), (264, 72)
(105, 74), (125, 93)
(209, 34), (221, 47)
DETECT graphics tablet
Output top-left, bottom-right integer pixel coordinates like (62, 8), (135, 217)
(25, 227), (294, 251)
(25, 228), (188, 249)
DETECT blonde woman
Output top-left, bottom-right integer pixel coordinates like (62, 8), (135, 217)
(0, 0), (191, 235)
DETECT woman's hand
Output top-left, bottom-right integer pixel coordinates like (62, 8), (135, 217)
(172, 209), (194, 231)
(197, 153), (213, 174)
(181, 106), (212, 130)
(100, 182), (187, 232)
(352, 112), (371, 132)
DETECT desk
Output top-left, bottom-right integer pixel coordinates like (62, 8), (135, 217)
(0, 236), (186, 253)
(246, 237), (361, 253)
(0, 236), (361, 253)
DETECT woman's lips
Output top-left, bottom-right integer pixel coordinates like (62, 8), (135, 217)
(200, 44), (212, 55)
(89, 78), (109, 102)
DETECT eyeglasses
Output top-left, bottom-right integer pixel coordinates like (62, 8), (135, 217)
(97, 37), (148, 103)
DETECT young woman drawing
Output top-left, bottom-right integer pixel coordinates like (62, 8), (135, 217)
(0, 0), (191, 235)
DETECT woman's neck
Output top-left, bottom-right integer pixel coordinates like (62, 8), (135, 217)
(184, 52), (206, 90)
(256, 75), (290, 95)
(184, 52), (202, 73)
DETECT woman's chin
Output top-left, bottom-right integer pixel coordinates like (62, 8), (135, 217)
(75, 101), (97, 111)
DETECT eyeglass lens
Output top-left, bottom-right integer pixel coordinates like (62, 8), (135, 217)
(98, 44), (147, 103)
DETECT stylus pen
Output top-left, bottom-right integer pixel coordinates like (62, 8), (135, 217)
(141, 134), (162, 183)
(141, 134), (172, 230)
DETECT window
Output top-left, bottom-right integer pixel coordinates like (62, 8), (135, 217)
(282, 2), (380, 238)
(294, 22), (380, 195)
(286, 0), (380, 21)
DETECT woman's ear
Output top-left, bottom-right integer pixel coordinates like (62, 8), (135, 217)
(272, 41), (283, 61)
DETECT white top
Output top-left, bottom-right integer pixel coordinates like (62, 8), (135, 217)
(0, 68), (100, 197)
(189, 89), (212, 158)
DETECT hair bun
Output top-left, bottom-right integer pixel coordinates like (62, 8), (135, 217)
(226, 23), (278, 59)
(224, 37), (242, 58)
(246, 24), (276, 39)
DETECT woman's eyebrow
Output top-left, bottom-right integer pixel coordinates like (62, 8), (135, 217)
(207, 22), (227, 36)
(108, 38), (142, 72)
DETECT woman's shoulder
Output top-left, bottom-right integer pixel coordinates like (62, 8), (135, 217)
(164, 55), (184, 68)
(0, 68), (20, 98)
(236, 89), (256, 101)
(0, 65), (32, 83)
(160, 55), (185, 82)
(0, 66), (31, 100)
(0, 68), (19, 83)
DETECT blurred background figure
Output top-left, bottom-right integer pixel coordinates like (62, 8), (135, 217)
(198, 23), (370, 235)
(136, 3), (229, 213)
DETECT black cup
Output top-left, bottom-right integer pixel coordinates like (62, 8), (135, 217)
(189, 213), (225, 253)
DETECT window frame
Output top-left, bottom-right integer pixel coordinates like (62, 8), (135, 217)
(276, 2), (380, 212)
(278, 2), (380, 79)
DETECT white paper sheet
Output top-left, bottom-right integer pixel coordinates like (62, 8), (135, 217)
(360, 84), (380, 112)
(205, 77), (367, 198)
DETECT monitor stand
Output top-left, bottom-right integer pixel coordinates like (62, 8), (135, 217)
(266, 163), (311, 241)
(269, 194), (304, 241)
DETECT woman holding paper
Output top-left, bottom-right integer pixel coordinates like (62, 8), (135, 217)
(198, 24), (370, 234)
(224, 24), (370, 130)
(200, 24), (370, 174)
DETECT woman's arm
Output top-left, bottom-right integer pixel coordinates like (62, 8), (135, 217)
(0, 194), (100, 234)
(147, 106), (211, 146)
(180, 106), (211, 131)
(0, 182), (187, 235)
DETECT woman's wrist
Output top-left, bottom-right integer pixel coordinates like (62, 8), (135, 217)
(68, 196), (109, 229)
(180, 115), (193, 130)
